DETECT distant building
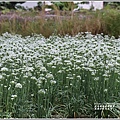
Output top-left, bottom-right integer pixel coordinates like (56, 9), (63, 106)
(17, 1), (38, 9)
(16, 1), (52, 11)
(77, 1), (103, 10)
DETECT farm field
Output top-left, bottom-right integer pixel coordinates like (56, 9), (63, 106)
(0, 32), (120, 118)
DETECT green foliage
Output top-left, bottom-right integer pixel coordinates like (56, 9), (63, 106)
(52, 2), (64, 10)
(0, 2), (24, 10)
(81, 2), (89, 4)
(104, 2), (120, 10)
(1, 8), (10, 14)
(99, 9), (120, 38)
(34, 2), (43, 11)
(52, 2), (77, 11)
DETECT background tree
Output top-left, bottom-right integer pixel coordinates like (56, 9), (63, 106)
(52, 2), (77, 11)
(34, 2), (43, 11)
(0, 2), (24, 10)
(104, 2), (120, 9)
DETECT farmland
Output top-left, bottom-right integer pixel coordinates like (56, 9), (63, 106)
(0, 32), (120, 118)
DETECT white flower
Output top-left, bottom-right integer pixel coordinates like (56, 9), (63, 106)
(0, 75), (3, 79)
(11, 94), (17, 100)
(11, 95), (17, 98)
(64, 60), (72, 65)
(94, 77), (99, 81)
(50, 80), (56, 84)
(8, 86), (11, 90)
(31, 94), (34, 97)
(10, 81), (15, 84)
(103, 74), (108, 77)
(31, 76), (37, 80)
(26, 67), (34, 72)
(38, 89), (46, 94)
(77, 75), (81, 79)
(57, 70), (62, 73)
(37, 83), (41, 88)
(46, 73), (54, 79)
(65, 86), (68, 88)
(70, 83), (73, 86)
(23, 75), (28, 78)
(26, 71), (32, 76)
(40, 67), (47, 72)
(82, 80), (85, 82)
(76, 60), (81, 64)
(52, 66), (56, 69)
(11, 72), (16, 76)
(104, 89), (108, 92)
(15, 83), (22, 88)
(47, 62), (53, 66)
(1, 67), (8, 72)
(116, 79), (120, 83)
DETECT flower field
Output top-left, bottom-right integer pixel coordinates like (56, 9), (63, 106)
(0, 32), (120, 118)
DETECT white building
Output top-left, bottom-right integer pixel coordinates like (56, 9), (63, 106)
(77, 1), (103, 10)
(16, 1), (52, 11)
(16, 1), (38, 9)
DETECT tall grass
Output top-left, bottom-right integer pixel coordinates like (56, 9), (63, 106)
(0, 8), (119, 38)
(99, 9), (120, 37)
(0, 32), (120, 118)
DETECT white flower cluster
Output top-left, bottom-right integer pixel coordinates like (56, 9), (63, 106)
(15, 83), (22, 88)
(1, 67), (8, 72)
(11, 94), (17, 100)
(38, 89), (46, 94)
